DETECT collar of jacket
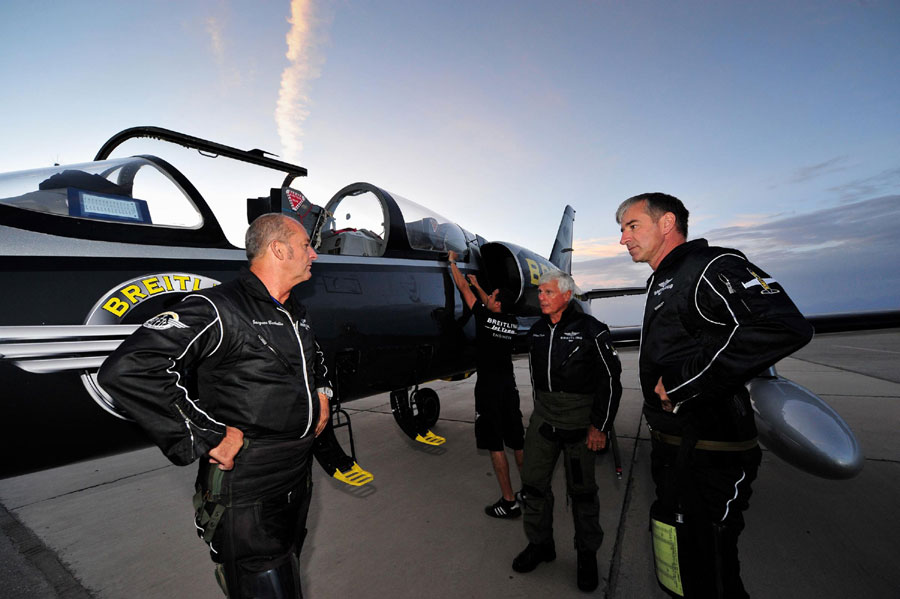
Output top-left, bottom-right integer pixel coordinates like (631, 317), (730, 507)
(649, 238), (709, 282)
(238, 269), (309, 320)
(236, 269), (310, 320)
(541, 301), (580, 328)
(236, 267), (280, 304)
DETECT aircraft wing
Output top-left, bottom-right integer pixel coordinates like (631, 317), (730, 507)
(0, 325), (138, 374)
(804, 309), (900, 334)
(608, 326), (641, 348)
(578, 286), (646, 301)
(602, 310), (900, 349)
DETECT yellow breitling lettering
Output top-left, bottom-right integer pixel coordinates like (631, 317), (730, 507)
(95, 274), (213, 321)
(526, 258), (541, 285)
(102, 297), (129, 317)
(143, 277), (165, 295)
(171, 275), (191, 291)
(121, 285), (147, 304)
(526, 259), (552, 284)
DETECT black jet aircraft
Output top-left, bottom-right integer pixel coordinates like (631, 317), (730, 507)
(1, 126), (897, 482)
(0, 126), (570, 478)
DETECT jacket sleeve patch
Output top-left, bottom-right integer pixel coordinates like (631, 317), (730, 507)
(143, 311), (189, 330)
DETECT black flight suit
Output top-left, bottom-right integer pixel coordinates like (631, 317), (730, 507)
(640, 239), (813, 598)
(99, 269), (330, 599)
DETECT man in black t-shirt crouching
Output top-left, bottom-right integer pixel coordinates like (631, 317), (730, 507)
(448, 250), (525, 519)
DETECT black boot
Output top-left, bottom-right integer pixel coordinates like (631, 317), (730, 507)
(577, 550), (598, 592)
(512, 541), (556, 573)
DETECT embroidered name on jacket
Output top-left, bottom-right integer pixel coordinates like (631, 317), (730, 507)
(252, 319), (284, 326)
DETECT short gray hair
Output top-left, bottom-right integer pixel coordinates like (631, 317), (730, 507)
(538, 270), (577, 297)
(245, 213), (297, 261)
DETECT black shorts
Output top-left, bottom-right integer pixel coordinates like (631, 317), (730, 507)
(474, 378), (525, 452)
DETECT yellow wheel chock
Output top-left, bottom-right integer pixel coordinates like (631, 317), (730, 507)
(332, 462), (374, 486)
(415, 430), (446, 446)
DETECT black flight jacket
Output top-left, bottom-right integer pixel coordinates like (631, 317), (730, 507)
(528, 304), (623, 432)
(640, 239), (813, 441)
(98, 269), (331, 466)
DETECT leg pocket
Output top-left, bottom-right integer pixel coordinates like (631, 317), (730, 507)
(217, 503), (283, 561)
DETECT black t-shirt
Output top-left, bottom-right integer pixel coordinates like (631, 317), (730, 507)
(473, 301), (517, 381)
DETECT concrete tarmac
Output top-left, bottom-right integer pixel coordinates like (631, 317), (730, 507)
(1, 331), (898, 598)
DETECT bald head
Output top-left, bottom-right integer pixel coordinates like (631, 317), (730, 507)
(245, 214), (318, 303)
(246, 213), (301, 263)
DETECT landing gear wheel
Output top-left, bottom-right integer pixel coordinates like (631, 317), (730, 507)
(390, 386), (445, 446)
(412, 387), (440, 429)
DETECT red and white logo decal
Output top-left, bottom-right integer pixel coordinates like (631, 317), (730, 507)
(286, 188), (306, 211)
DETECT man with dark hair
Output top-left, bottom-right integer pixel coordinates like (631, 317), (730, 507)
(448, 250), (525, 518)
(99, 213), (331, 598)
(512, 270), (622, 593)
(617, 193), (813, 598)
(616, 191), (690, 238)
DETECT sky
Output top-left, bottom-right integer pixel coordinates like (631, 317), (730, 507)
(1, 0), (898, 324)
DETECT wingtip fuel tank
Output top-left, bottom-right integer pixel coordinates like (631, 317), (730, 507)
(748, 374), (864, 479)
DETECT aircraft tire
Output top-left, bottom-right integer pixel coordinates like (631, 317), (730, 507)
(412, 387), (441, 429)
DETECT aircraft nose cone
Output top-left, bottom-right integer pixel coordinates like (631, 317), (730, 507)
(748, 375), (864, 479)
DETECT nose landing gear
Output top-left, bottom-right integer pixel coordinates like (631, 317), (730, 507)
(390, 386), (445, 446)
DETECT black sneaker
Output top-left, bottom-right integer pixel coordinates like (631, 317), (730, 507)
(577, 550), (598, 592)
(512, 541), (556, 573)
(485, 497), (521, 519)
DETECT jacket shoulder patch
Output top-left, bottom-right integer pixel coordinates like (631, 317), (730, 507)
(143, 311), (188, 330)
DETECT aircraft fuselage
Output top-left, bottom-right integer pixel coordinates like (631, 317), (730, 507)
(1, 236), (479, 476)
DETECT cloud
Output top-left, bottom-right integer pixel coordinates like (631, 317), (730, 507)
(788, 156), (850, 184)
(572, 254), (647, 289)
(205, 16), (226, 65)
(275, 0), (327, 162)
(705, 194), (899, 250)
(574, 195), (900, 320)
(828, 166), (900, 202)
(710, 197), (900, 314)
(199, 11), (244, 88)
(570, 237), (622, 259)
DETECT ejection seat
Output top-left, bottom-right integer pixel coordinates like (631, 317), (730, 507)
(317, 227), (384, 256)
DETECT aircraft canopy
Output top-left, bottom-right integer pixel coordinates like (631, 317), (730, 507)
(0, 157), (203, 228)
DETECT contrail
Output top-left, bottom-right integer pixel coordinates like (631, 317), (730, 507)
(205, 16), (225, 65)
(275, 0), (322, 162)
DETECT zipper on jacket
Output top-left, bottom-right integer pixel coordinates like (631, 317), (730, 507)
(174, 403), (223, 462)
(257, 333), (294, 374)
(639, 274), (654, 364)
(276, 306), (314, 437)
(672, 392), (700, 414)
(547, 323), (556, 392)
(559, 345), (580, 367)
(174, 404), (197, 462)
